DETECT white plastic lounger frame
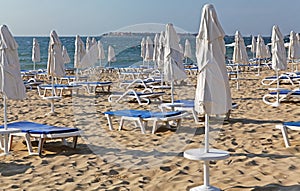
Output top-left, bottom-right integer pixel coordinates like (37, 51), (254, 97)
(108, 88), (164, 105)
(275, 123), (300, 147)
(10, 131), (80, 156)
(261, 74), (300, 86)
(105, 112), (188, 134)
(263, 88), (300, 106)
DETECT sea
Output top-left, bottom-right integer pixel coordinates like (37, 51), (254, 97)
(15, 33), (281, 71)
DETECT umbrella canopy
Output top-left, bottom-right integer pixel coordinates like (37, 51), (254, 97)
(232, 31), (249, 64)
(0, 25), (26, 131)
(184, 39), (192, 59)
(86, 37), (92, 51)
(144, 36), (154, 62)
(0, 25), (26, 100)
(163, 23), (187, 103)
(62, 45), (71, 64)
(107, 45), (116, 63)
(32, 38), (40, 70)
(163, 23), (186, 82)
(74, 35), (86, 68)
(194, 4), (232, 115)
(140, 37), (146, 61)
(47, 30), (65, 78)
(97, 40), (105, 60)
(256, 35), (269, 59)
(271, 25), (287, 71)
(250, 36), (256, 57)
(79, 42), (98, 69)
(157, 31), (165, 69)
(288, 31), (300, 60)
(153, 33), (159, 62)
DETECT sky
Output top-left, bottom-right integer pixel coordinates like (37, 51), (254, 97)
(1, 0), (300, 37)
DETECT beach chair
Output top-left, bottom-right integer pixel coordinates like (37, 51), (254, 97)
(37, 84), (82, 97)
(0, 121), (81, 156)
(160, 100), (238, 123)
(261, 73), (300, 86)
(263, 88), (300, 106)
(119, 77), (162, 90)
(108, 88), (165, 105)
(275, 121), (300, 147)
(104, 110), (188, 134)
(71, 81), (112, 94)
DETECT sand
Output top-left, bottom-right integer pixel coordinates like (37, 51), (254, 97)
(0, 68), (300, 191)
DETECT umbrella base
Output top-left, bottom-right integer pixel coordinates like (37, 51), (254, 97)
(190, 185), (221, 191)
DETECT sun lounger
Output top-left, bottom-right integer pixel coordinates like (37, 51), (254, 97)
(275, 121), (300, 147)
(263, 88), (300, 106)
(37, 84), (82, 97)
(119, 77), (162, 89)
(71, 81), (112, 94)
(261, 74), (300, 86)
(108, 88), (165, 105)
(0, 121), (81, 156)
(104, 110), (188, 134)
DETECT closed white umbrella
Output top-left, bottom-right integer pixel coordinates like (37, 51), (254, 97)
(107, 45), (116, 67)
(86, 36), (92, 51)
(184, 39), (192, 64)
(140, 37), (146, 65)
(163, 23), (187, 103)
(97, 40), (105, 67)
(157, 31), (165, 70)
(62, 45), (71, 64)
(184, 4), (231, 191)
(250, 36), (256, 59)
(232, 31), (249, 89)
(288, 31), (300, 71)
(256, 35), (268, 75)
(153, 33), (159, 67)
(0, 25), (26, 154)
(145, 36), (154, 68)
(74, 35), (86, 69)
(271, 25), (287, 107)
(79, 42), (98, 69)
(32, 38), (40, 70)
(47, 30), (65, 114)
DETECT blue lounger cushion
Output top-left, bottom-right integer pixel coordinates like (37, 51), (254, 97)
(283, 121), (300, 127)
(104, 110), (183, 119)
(174, 100), (195, 107)
(76, 81), (112, 85)
(269, 90), (300, 95)
(0, 121), (79, 134)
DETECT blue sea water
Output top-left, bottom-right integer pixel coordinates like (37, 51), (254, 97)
(15, 33), (278, 70)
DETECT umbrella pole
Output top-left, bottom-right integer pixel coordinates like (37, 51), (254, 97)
(275, 70), (280, 106)
(33, 61), (36, 71)
(3, 95), (7, 130)
(171, 81), (174, 104)
(50, 75), (55, 114)
(203, 113), (210, 187)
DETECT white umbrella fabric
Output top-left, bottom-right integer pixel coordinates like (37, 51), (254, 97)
(256, 35), (269, 75)
(97, 40), (105, 67)
(184, 39), (192, 64)
(86, 37), (92, 51)
(163, 23), (187, 103)
(153, 33), (159, 67)
(62, 45), (71, 64)
(145, 36), (154, 68)
(271, 25), (287, 107)
(288, 31), (300, 71)
(46, 30), (65, 114)
(74, 35), (86, 69)
(0, 25), (26, 154)
(185, 4), (232, 191)
(250, 36), (256, 59)
(140, 37), (146, 64)
(232, 31), (249, 89)
(107, 45), (116, 67)
(157, 31), (165, 70)
(79, 42), (98, 69)
(32, 38), (40, 70)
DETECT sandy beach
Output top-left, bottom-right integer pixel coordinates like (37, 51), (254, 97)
(1, 68), (300, 191)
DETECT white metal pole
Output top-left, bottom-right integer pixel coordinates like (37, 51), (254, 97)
(3, 95), (7, 130)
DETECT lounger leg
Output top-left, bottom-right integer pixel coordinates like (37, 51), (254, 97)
(152, 120), (159, 134)
(192, 110), (200, 123)
(119, 117), (125, 131)
(280, 125), (291, 147)
(137, 118), (146, 134)
(8, 134), (13, 151)
(72, 136), (78, 148)
(105, 114), (114, 130)
(24, 133), (36, 155)
(38, 138), (45, 156)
